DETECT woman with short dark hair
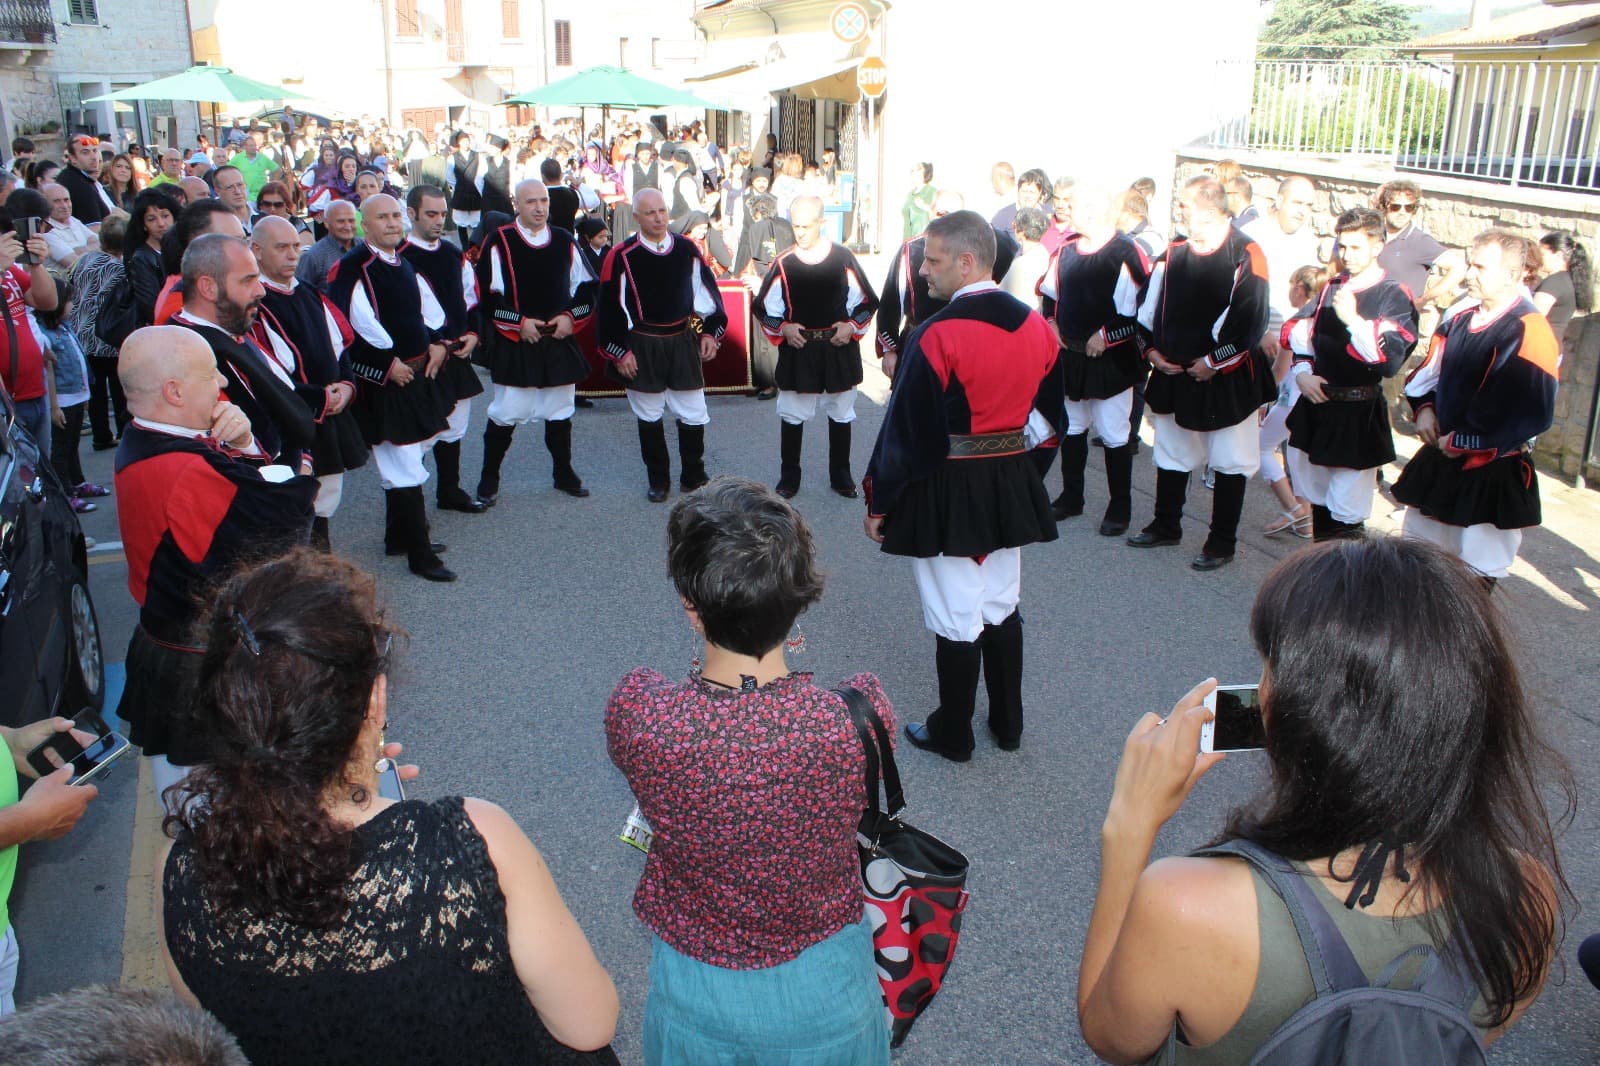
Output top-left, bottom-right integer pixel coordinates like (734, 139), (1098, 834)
(1077, 537), (1569, 1064)
(124, 188), (180, 326)
(156, 549), (620, 1066)
(607, 477), (892, 1065)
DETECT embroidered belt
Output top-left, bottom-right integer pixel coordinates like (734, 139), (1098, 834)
(948, 431), (1026, 458)
(1323, 384), (1381, 402)
(800, 327), (837, 341)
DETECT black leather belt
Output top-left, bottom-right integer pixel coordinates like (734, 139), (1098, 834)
(632, 322), (690, 338)
(1323, 384), (1381, 402)
(949, 431), (1026, 458)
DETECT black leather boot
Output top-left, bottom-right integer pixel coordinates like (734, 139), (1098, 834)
(678, 421), (709, 491)
(1100, 443), (1135, 536)
(544, 419), (589, 497)
(981, 610), (1024, 750)
(433, 438), (485, 512)
(1052, 433), (1088, 520)
(828, 419), (858, 497)
(638, 419), (671, 501)
(1129, 468), (1189, 546)
(1196, 472), (1247, 570)
(776, 420), (803, 498)
(402, 488), (455, 581)
(904, 636), (982, 762)
(475, 422), (515, 506)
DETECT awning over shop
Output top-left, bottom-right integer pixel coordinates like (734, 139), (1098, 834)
(688, 55), (863, 103)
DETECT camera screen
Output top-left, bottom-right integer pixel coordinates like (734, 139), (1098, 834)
(1212, 687), (1266, 751)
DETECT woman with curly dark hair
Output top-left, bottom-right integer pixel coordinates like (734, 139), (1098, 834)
(123, 187), (180, 326)
(154, 549), (620, 1066)
(1077, 536), (1571, 1064)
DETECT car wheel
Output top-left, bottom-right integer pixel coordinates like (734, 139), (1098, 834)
(64, 577), (105, 713)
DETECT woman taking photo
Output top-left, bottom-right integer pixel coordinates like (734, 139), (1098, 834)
(156, 550), (620, 1066)
(1077, 537), (1569, 1064)
(607, 478), (891, 1066)
(123, 188), (180, 327)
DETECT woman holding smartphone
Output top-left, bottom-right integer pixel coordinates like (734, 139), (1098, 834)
(154, 549), (620, 1066)
(1076, 537), (1569, 1064)
(606, 477), (892, 1065)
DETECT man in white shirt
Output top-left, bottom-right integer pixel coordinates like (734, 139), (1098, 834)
(38, 183), (97, 274)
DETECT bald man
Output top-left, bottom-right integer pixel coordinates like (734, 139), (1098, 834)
(471, 179), (594, 503)
(177, 176), (212, 207)
(754, 195), (877, 498)
(149, 148), (184, 188)
(297, 199), (358, 292)
(596, 187), (726, 502)
(251, 215), (368, 549)
(876, 189), (1018, 381)
(114, 326), (317, 799)
(327, 194), (455, 581)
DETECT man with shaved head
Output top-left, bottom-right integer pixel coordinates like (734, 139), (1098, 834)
(327, 193), (456, 581)
(170, 233), (315, 466)
(875, 189), (1018, 382)
(471, 178), (595, 503)
(251, 215), (368, 549)
(114, 325), (316, 799)
(176, 176), (212, 207)
(596, 186), (726, 502)
(754, 194), (878, 498)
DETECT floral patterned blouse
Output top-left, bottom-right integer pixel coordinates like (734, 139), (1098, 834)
(605, 668), (895, 970)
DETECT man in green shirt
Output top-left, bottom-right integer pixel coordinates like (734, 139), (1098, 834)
(0, 716), (98, 1014)
(148, 148), (184, 188)
(227, 133), (277, 201)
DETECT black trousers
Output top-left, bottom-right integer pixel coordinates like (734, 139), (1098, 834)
(87, 358), (128, 446)
(50, 402), (86, 486)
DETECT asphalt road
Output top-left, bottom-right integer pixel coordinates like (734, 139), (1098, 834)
(14, 367), (1600, 1064)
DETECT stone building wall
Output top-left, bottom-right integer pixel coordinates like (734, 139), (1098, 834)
(50, 0), (199, 149)
(1176, 148), (1600, 484)
(0, 54), (62, 150)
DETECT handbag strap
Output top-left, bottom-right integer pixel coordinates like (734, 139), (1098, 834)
(4, 265), (20, 390)
(834, 686), (906, 818)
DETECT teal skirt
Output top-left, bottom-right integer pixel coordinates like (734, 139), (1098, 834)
(643, 916), (890, 1066)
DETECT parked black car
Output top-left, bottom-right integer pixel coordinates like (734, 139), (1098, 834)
(0, 380), (104, 728)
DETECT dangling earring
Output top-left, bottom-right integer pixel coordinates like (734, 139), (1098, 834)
(785, 624), (806, 655)
(685, 600), (704, 674)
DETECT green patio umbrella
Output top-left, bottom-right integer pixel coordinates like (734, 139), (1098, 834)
(498, 65), (722, 111)
(84, 66), (306, 106)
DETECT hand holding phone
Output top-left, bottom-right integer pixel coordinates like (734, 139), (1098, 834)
(15, 218), (42, 266)
(1200, 685), (1267, 754)
(375, 757), (405, 801)
(26, 710), (133, 786)
(16, 764), (98, 840)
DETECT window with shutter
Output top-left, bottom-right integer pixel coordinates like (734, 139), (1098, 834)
(395, 0), (419, 38)
(69, 0), (100, 24)
(502, 0), (519, 39)
(554, 20), (572, 67)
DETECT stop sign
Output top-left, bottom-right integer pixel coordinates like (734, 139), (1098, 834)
(857, 57), (888, 98)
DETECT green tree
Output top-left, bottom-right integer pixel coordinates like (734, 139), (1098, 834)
(1259, 0), (1419, 60)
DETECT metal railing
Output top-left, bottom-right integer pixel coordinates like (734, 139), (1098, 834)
(0, 0), (55, 44)
(1208, 59), (1600, 193)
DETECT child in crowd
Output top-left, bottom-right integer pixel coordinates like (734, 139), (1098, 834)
(36, 276), (110, 513)
(1258, 263), (1327, 538)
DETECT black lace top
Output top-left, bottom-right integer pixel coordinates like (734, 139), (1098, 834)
(163, 796), (617, 1066)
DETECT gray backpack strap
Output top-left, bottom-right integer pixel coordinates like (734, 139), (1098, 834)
(1194, 839), (1368, 995)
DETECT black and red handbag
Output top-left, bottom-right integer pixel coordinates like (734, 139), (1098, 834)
(837, 687), (970, 1048)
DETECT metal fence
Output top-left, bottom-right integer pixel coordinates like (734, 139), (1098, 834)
(1208, 59), (1600, 193)
(0, 0), (55, 44)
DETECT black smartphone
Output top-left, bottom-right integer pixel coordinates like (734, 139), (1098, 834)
(1201, 685), (1267, 753)
(15, 217), (41, 266)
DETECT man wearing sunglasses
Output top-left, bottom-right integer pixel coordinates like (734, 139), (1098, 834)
(1374, 180), (1444, 304)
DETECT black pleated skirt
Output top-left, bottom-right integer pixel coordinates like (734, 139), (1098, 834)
(120, 625), (208, 765)
(352, 376), (449, 447)
(1392, 446), (1541, 530)
(310, 409), (370, 476)
(433, 352), (485, 406)
(774, 338), (865, 394)
(483, 334), (589, 389)
(1285, 395), (1395, 470)
(881, 453), (1058, 559)
(1062, 343), (1144, 402)
(608, 332), (705, 393)
(1144, 351), (1277, 431)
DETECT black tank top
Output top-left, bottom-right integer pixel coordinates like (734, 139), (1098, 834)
(163, 796), (618, 1066)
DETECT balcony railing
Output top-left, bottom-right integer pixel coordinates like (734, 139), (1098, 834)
(0, 0), (56, 44)
(1207, 59), (1600, 193)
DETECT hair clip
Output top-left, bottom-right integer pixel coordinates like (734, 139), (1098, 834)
(234, 611), (262, 656)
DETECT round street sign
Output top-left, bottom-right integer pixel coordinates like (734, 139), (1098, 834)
(831, 3), (870, 45)
(857, 56), (888, 98)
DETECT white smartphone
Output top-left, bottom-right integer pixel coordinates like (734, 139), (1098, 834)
(1200, 685), (1266, 753)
